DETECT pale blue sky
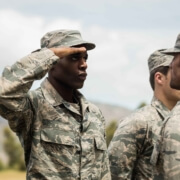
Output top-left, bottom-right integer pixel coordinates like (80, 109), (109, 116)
(0, 0), (180, 109)
(1, 0), (179, 29)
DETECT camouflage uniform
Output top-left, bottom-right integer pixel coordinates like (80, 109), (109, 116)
(0, 30), (111, 180)
(151, 102), (180, 180)
(108, 97), (170, 180)
(150, 34), (180, 180)
(108, 49), (174, 180)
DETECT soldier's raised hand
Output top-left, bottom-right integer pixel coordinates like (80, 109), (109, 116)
(50, 47), (86, 58)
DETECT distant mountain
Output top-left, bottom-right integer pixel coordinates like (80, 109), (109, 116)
(93, 101), (131, 125)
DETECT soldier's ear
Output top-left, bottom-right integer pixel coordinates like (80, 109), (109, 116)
(154, 72), (164, 85)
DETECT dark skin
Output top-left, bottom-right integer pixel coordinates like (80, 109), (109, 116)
(48, 46), (88, 103)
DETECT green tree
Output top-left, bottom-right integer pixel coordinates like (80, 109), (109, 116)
(3, 127), (25, 170)
(137, 101), (147, 109)
(106, 120), (118, 147)
(0, 158), (5, 171)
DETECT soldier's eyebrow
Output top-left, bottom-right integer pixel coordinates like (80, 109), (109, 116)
(70, 52), (88, 58)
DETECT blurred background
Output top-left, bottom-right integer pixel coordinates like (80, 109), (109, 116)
(0, 0), (180, 179)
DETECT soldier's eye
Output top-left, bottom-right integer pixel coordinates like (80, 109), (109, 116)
(70, 54), (80, 61)
(84, 55), (88, 61)
(72, 57), (78, 61)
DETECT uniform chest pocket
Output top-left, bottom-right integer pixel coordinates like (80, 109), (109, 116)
(40, 128), (76, 167)
(41, 128), (75, 146)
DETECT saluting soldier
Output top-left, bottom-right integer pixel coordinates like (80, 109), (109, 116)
(0, 29), (111, 180)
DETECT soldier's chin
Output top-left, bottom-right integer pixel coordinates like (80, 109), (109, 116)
(75, 83), (85, 89)
(170, 81), (180, 90)
(77, 85), (84, 89)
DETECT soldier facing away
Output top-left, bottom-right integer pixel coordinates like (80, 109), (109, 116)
(0, 29), (111, 180)
(151, 33), (180, 180)
(108, 49), (180, 180)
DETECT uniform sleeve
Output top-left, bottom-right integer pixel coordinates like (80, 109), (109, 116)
(151, 110), (180, 180)
(108, 118), (137, 180)
(0, 49), (59, 132)
(101, 113), (112, 180)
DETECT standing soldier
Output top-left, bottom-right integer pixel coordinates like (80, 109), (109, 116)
(151, 34), (180, 180)
(0, 29), (111, 180)
(108, 49), (180, 180)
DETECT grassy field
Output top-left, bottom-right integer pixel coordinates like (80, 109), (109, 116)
(0, 170), (26, 180)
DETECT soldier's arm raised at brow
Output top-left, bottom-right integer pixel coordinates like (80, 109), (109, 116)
(0, 49), (59, 132)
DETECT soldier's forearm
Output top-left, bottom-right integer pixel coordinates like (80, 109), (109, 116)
(0, 49), (59, 111)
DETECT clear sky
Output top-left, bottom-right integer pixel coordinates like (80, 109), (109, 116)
(0, 0), (180, 110)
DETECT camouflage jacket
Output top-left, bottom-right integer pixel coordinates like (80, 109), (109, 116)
(108, 97), (170, 180)
(0, 49), (111, 180)
(151, 101), (180, 180)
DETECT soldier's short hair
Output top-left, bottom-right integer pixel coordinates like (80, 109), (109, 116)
(149, 66), (169, 90)
(148, 49), (173, 90)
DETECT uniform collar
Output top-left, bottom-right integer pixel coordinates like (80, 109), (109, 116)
(41, 78), (90, 116)
(151, 96), (170, 119)
(41, 78), (65, 106)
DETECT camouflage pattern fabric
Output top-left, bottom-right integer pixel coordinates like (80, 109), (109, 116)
(108, 97), (170, 180)
(162, 33), (180, 55)
(151, 101), (180, 180)
(0, 49), (111, 180)
(41, 29), (95, 50)
(147, 49), (173, 73)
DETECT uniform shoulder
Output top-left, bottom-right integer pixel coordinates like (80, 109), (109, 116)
(127, 104), (156, 120)
(87, 101), (102, 113)
(119, 104), (157, 127)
